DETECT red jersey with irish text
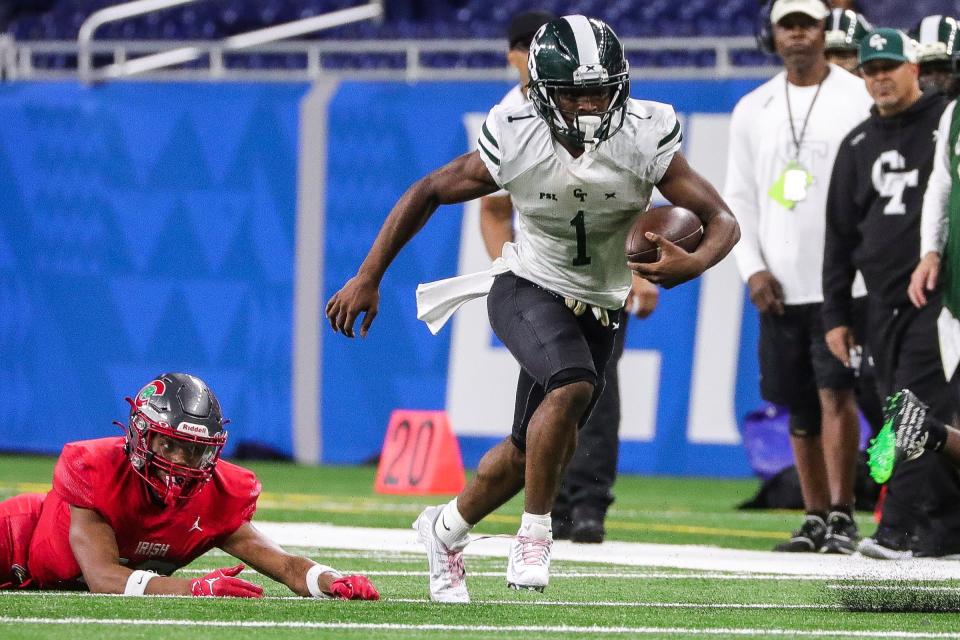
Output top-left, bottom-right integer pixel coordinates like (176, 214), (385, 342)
(28, 437), (260, 588)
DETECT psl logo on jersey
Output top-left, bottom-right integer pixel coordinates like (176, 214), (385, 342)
(871, 150), (918, 215)
(135, 541), (171, 558)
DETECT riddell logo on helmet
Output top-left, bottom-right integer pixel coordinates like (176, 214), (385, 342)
(134, 379), (166, 408)
(177, 422), (210, 437)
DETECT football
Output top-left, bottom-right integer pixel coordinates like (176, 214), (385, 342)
(625, 205), (703, 264)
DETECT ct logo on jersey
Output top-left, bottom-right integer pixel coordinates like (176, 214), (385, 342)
(871, 150), (918, 215)
(869, 34), (887, 50)
(135, 379), (166, 409)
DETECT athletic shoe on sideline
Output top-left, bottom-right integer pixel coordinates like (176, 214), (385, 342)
(570, 505), (606, 544)
(858, 538), (913, 560)
(506, 522), (552, 592)
(857, 526), (914, 560)
(413, 505), (470, 603)
(773, 514), (827, 552)
(821, 511), (860, 554)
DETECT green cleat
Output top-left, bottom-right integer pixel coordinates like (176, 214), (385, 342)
(867, 423), (896, 484)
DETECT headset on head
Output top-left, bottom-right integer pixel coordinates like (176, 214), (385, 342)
(755, 0), (834, 55)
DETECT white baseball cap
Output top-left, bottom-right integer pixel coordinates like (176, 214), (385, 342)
(770, 0), (829, 25)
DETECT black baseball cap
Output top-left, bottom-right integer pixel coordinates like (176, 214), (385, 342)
(507, 10), (557, 49)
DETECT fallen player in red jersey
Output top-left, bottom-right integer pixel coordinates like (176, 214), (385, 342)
(0, 372), (378, 600)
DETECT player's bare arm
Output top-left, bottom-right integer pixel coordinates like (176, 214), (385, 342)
(68, 506), (197, 595)
(326, 150), (499, 337)
(630, 152), (740, 288)
(220, 521), (378, 599)
(479, 193), (514, 260)
(69, 505), (262, 597)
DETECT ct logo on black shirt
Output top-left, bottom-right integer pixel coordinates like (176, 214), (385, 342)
(871, 150), (918, 215)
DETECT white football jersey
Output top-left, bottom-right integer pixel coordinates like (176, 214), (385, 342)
(477, 97), (682, 309)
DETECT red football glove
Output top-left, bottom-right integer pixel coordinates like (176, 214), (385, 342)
(328, 574), (379, 600)
(190, 563), (263, 598)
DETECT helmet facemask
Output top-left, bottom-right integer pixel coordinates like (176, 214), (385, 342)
(531, 73), (629, 150)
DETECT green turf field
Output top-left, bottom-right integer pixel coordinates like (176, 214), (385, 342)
(1, 454), (957, 639)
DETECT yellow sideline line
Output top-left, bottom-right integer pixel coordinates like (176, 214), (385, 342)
(0, 484), (785, 541)
(0, 482), (50, 494)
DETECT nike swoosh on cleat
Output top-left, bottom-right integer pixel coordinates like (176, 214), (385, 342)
(441, 515), (451, 531)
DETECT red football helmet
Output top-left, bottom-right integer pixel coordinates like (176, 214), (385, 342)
(121, 373), (228, 506)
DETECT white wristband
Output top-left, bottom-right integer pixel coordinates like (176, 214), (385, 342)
(306, 563), (342, 598)
(124, 570), (157, 596)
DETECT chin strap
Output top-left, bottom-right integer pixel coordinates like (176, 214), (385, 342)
(162, 475), (185, 507)
(577, 115), (602, 150)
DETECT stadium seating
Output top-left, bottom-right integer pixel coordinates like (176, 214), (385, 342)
(8, 0), (762, 41)
(5, 0), (770, 72)
(6, 0), (945, 72)
(6, 0), (945, 43)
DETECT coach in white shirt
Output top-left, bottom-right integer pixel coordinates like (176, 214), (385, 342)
(724, 0), (872, 554)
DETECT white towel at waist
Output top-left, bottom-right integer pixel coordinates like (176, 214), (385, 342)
(416, 257), (511, 334)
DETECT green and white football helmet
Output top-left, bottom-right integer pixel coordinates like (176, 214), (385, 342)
(910, 15), (960, 96)
(527, 15), (630, 148)
(824, 8), (872, 52)
(911, 15), (960, 65)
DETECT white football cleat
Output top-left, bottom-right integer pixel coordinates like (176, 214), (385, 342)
(413, 505), (470, 603)
(506, 522), (552, 592)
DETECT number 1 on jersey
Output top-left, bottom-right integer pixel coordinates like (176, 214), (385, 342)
(570, 210), (591, 266)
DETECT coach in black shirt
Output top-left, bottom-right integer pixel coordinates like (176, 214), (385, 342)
(823, 28), (960, 559)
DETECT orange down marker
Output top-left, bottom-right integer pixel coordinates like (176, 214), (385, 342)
(374, 410), (466, 495)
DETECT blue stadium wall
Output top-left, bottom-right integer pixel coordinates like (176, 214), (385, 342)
(0, 78), (766, 476)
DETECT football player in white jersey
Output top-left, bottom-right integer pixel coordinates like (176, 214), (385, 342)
(326, 15), (739, 602)
(481, 10), (659, 545)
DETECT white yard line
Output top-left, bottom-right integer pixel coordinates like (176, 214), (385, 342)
(0, 592), (839, 608)
(167, 568), (955, 581)
(1, 617), (958, 637)
(255, 522), (960, 581)
(387, 598), (841, 609)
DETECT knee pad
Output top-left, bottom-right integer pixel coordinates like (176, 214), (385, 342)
(789, 403), (823, 437)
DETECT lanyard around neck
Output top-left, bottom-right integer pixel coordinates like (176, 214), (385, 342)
(785, 76), (824, 161)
